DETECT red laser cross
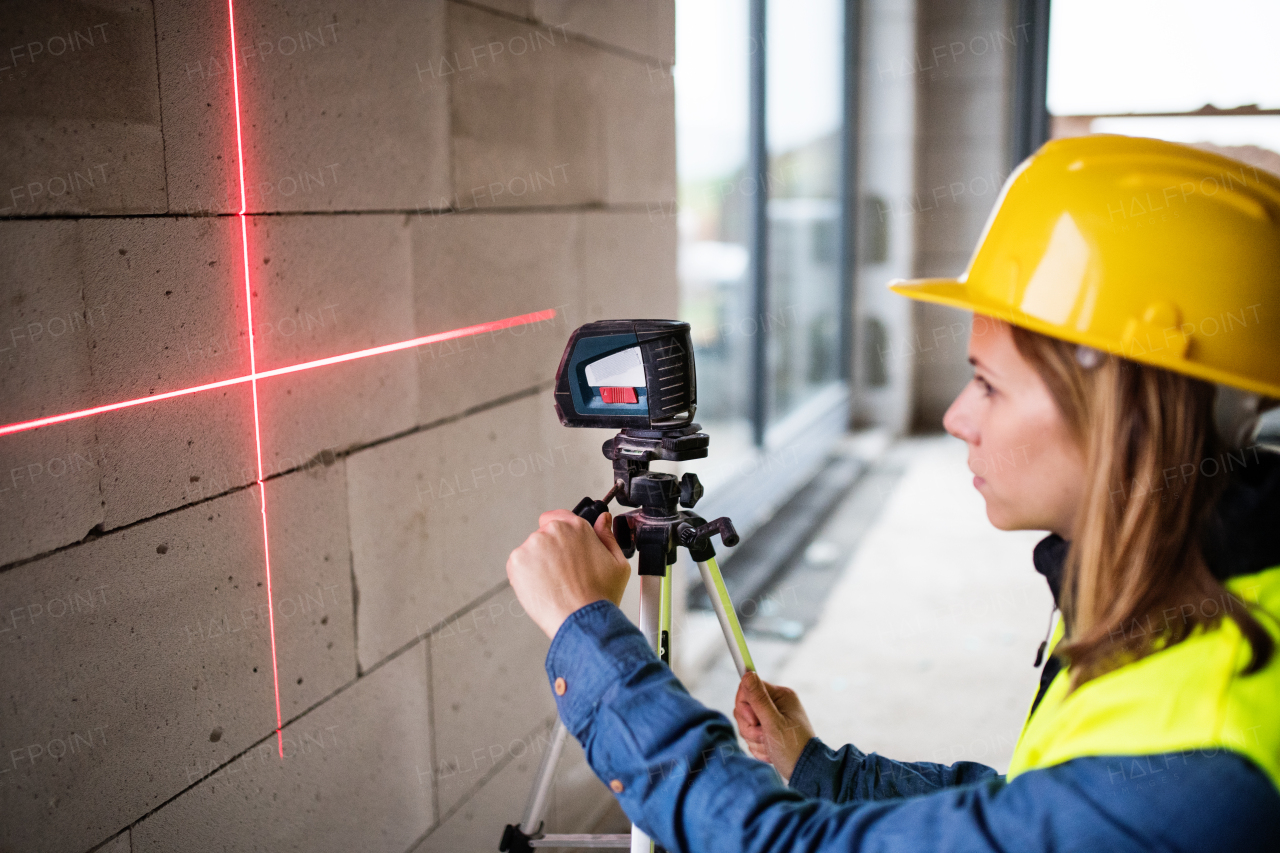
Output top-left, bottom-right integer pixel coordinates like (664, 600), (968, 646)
(0, 1), (557, 761)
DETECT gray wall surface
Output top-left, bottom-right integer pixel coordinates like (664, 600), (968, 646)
(0, 1), (675, 850)
(851, 0), (1017, 435)
(851, 0), (918, 434)
(909, 0), (1015, 429)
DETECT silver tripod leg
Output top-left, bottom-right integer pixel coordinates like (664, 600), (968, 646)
(631, 574), (665, 853)
(518, 718), (570, 837)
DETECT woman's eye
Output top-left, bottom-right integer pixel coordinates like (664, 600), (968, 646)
(975, 376), (994, 396)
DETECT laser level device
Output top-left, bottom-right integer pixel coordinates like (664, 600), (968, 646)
(553, 319), (697, 430)
(501, 320), (755, 853)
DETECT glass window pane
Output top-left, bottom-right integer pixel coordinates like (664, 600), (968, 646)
(676, 0), (755, 479)
(765, 0), (845, 426)
(1047, 0), (1280, 116)
(1048, 0), (1280, 171)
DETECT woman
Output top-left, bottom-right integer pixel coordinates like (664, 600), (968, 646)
(506, 135), (1280, 850)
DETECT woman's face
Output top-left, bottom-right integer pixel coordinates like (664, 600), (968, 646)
(942, 317), (1085, 537)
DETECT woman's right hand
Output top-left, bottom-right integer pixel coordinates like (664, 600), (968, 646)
(733, 672), (816, 782)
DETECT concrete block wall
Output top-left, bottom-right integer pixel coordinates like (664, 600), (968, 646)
(1, 1), (674, 850)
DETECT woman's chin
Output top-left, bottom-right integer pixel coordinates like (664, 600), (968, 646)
(983, 502), (1018, 531)
(985, 505), (1050, 532)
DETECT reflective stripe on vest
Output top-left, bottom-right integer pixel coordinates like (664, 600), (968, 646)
(1008, 565), (1280, 792)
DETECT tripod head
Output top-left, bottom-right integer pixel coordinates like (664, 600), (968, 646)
(554, 320), (738, 573)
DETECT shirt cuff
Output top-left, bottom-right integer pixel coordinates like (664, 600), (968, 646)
(787, 737), (830, 793)
(544, 600), (657, 738)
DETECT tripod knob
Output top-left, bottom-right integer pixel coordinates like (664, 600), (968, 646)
(613, 514), (635, 558)
(678, 473), (703, 508)
(629, 473), (679, 510)
(677, 517), (739, 550)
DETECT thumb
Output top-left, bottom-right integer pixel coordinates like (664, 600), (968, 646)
(742, 672), (782, 725)
(594, 512), (627, 563)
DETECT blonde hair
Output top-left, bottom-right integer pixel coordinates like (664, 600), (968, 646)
(1009, 325), (1274, 687)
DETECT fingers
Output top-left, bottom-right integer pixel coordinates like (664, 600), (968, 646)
(734, 696), (761, 729)
(734, 700), (761, 735)
(734, 676), (762, 724)
(538, 508), (581, 528)
(593, 512), (628, 564)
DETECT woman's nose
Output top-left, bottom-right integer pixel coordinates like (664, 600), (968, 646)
(943, 386), (977, 444)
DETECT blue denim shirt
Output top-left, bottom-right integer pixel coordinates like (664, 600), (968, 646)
(547, 601), (1280, 852)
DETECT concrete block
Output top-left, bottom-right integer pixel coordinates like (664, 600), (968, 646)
(598, 49), (677, 206)
(260, 460), (358, 718)
(409, 211), (580, 426)
(0, 2), (167, 215)
(346, 389), (612, 671)
(95, 831), (131, 853)
(246, 215), (418, 476)
(156, 0), (451, 214)
(78, 216), (260, 528)
(0, 464), (357, 852)
(415, 718), (622, 851)
(468, 0), (535, 19)
(534, 0), (675, 65)
(428, 587), (554, 815)
(133, 641), (433, 853)
(91, 386), (260, 527)
(0, 489), (277, 853)
(447, 3), (604, 208)
(576, 211), (679, 321)
(150, 0), (239, 216)
(0, 221), (104, 566)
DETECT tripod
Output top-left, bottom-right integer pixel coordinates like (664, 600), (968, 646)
(500, 424), (755, 852)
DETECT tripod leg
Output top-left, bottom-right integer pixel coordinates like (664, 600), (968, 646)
(638, 574), (662, 653)
(696, 557), (755, 677)
(631, 574), (666, 853)
(659, 569), (672, 664)
(522, 719), (569, 833)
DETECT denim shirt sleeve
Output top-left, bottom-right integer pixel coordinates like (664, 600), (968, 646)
(788, 737), (999, 803)
(545, 601), (1280, 853)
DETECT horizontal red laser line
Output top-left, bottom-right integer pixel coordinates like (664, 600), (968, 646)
(0, 309), (557, 439)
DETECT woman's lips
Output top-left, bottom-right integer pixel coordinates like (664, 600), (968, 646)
(973, 475), (986, 489)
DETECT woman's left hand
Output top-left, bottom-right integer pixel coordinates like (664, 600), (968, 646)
(506, 509), (631, 639)
(734, 672), (816, 782)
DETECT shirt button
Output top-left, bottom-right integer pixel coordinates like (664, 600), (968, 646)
(610, 779), (625, 794)
(554, 677), (567, 696)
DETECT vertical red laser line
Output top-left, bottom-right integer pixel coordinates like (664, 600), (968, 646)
(227, 0), (284, 756)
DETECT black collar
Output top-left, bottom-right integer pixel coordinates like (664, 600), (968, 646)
(1032, 534), (1068, 609)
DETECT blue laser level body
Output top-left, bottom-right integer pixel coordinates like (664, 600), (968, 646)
(553, 319), (697, 430)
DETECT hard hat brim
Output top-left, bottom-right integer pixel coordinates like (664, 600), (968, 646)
(888, 277), (1280, 399)
(887, 277), (975, 314)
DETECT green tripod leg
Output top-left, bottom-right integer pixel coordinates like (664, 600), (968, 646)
(696, 556), (755, 676)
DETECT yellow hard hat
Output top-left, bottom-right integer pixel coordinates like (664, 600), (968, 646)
(889, 134), (1280, 398)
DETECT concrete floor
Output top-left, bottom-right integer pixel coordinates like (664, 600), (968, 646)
(687, 435), (1055, 774)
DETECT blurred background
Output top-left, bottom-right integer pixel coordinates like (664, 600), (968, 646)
(1, 1), (1277, 850)
(673, 0), (1280, 786)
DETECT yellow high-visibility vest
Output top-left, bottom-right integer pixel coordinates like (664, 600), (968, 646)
(1008, 566), (1280, 792)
